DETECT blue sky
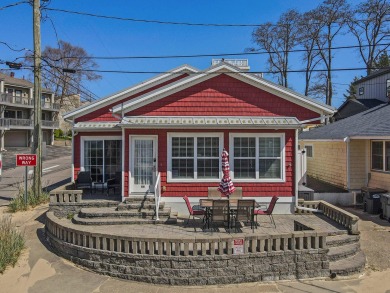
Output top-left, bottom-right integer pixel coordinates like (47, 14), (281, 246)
(0, 0), (367, 107)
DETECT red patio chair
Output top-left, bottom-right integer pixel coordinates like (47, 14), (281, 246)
(183, 195), (205, 226)
(254, 196), (279, 228)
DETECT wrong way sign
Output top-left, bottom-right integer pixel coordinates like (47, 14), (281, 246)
(16, 154), (37, 166)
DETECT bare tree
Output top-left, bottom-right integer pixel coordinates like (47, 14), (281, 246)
(25, 40), (101, 107)
(252, 9), (300, 87)
(348, 0), (390, 75)
(298, 11), (323, 96)
(311, 0), (351, 106)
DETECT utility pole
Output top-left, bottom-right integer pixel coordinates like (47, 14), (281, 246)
(32, 0), (42, 197)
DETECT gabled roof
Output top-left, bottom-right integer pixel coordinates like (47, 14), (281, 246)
(112, 62), (335, 116)
(352, 68), (390, 85)
(300, 103), (390, 140)
(63, 64), (199, 119)
(0, 72), (52, 93)
(334, 98), (385, 120)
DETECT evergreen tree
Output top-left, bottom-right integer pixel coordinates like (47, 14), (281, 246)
(343, 77), (360, 100)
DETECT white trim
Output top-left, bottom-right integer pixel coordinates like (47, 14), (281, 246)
(63, 65), (199, 119)
(167, 132), (224, 183)
(80, 135), (122, 181)
(351, 136), (390, 140)
(112, 63), (335, 115)
(299, 139), (344, 142)
(129, 135), (158, 194)
(162, 196), (294, 203)
(229, 133), (286, 183)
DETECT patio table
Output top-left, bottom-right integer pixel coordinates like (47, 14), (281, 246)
(199, 199), (242, 230)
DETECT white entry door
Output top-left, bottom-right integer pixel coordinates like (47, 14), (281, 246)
(130, 136), (157, 194)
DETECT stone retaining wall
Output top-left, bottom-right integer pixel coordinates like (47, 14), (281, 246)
(45, 212), (330, 285)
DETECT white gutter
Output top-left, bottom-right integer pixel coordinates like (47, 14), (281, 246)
(300, 114), (333, 124)
(65, 118), (75, 182)
(295, 128), (322, 213)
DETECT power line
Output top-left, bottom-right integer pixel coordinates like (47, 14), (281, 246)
(0, 1), (28, 11)
(45, 65), (389, 75)
(44, 7), (390, 28)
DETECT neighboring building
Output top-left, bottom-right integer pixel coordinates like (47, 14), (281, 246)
(57, 94), (82, 136)
(333, 69), (390, 121)
(64, 62), (335, 213)
(0, 72), (60, 149)
(300, 102), (390, 192)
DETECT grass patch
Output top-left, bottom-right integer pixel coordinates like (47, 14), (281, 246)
(0, 216), (25, 273)
(9, 186), (50, 213)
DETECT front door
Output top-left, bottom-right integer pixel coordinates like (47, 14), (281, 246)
(130, 136), (157, 194)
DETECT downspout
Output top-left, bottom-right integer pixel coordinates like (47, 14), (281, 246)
(344, 136), (350, 190)
(65, 118), (75, 182)
(294, 128), (322, 213)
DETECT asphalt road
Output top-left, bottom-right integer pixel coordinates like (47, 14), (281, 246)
(0, 146), (72, 206)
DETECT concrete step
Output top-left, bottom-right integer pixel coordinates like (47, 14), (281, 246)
(330, 250), (366, 276)
(72, 214), (177, 225)
(117, 202), (165, 211)
(328, 242), (360, 262)
(124, 196), (156, 203)
(326, 234), (360, 248)
(79, 207), (172, 219)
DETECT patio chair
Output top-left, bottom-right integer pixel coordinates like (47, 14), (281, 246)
(75, 171), (93, 195)
(211, 199), (231, 229)
(107, 172), (121, 195)
(183, 195), (205, 226)
(235, 199), (255, 231)
(254, 196), (279, 228)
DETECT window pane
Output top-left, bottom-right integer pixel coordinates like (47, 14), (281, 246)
(259, 159), (281, 178)
(372, 142), (383, 170)
(234, 137), (255, 157)
(197, 159), (219, 178)
(386, 142), (390, 171)
(172, 159), (194, 178)
(259, 137), (281, 157)
(234, 159), (256, 179)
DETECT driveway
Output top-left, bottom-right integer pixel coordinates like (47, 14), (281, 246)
(1, 206), (390, 293)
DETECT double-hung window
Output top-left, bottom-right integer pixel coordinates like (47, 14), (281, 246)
(372, 141), (390, 172)
(230, 133), (285, 182)
(168, 133), (222, 181)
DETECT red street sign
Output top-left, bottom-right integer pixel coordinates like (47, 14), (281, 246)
(16, 154), (37, 166)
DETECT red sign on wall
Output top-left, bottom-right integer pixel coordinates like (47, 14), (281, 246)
(16, 154), (37, 166)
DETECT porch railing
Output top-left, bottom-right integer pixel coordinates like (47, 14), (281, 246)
(42, 120), (59, 128)
(0, 93), (33, 106)
(154, 172), (161, 220)
(0, 118), (33, 127)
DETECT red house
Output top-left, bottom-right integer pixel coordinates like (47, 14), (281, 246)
(63, 61), (335, 214)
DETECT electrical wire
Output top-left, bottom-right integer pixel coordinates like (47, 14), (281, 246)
(0, 1), (28, 11)
(44, 7), (390, 28)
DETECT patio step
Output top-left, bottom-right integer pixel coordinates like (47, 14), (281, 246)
(326, 234), (360, 248)
(72, 214), (177, 225)
(124, 196), (156, 203)
(78, 207), (172, 219)
(329, 250), (366, 276)
(117, 201), (165, 211)
(327, 242), (360, 262)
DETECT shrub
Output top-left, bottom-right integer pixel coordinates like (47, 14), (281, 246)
(0, 216), (25, 273)
(9, 186), (50, 213)
(54, 129), (63, 138)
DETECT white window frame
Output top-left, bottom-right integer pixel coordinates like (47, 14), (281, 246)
(371, 140), (390, 172)
(80, 136), (122, 181)
(229, 133), (285, 183)
(305, 145), (314, 159)
(359, 87), (364, 95)
(167, 132), (223, 183)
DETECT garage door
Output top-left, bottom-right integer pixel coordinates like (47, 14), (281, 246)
(5, 131), (28, 147)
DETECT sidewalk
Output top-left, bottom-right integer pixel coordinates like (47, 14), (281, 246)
(1, 205), (390, 292)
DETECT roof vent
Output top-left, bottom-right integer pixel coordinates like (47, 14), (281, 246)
(211, 59), (250, 71)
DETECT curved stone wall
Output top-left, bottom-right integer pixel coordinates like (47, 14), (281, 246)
(45, 212), (330, 285)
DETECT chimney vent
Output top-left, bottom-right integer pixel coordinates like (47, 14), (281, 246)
(10, 72), (15, 78)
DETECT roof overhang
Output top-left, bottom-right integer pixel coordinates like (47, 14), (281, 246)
(73, 121), (121, 131)
(63, 64), (199, 120)
(119, 116), (301, 129)
(112, 63), (336, 116)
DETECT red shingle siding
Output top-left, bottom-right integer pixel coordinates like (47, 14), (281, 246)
(127, 74), (319, 121)
(123, 129), (295, 198)
(75, 74), (188, 123)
